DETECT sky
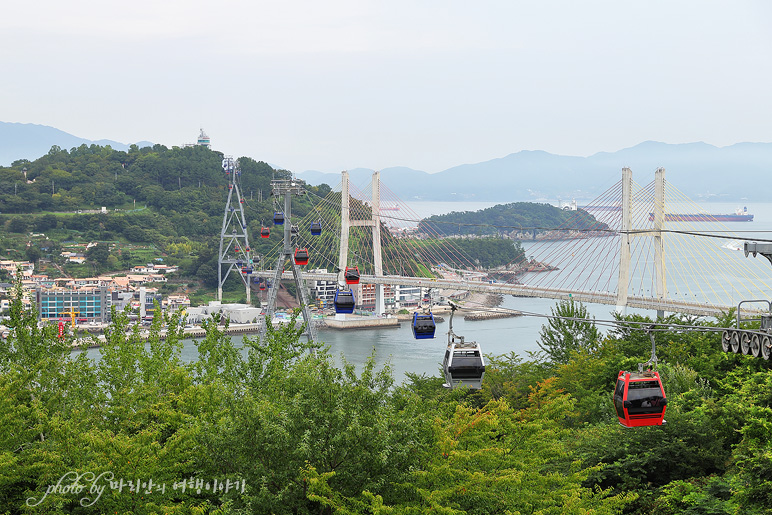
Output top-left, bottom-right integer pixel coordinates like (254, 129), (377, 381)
(2, 1), (772, 174)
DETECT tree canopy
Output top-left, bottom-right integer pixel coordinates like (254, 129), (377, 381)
(1, 268), (770, 513)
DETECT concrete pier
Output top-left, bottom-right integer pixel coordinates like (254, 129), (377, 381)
(322, 314), (399, 330)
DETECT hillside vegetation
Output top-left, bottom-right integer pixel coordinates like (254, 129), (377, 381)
(0, 145), (531, 290)
(418, 202), (607, 237)
(1, 278), (769, 513)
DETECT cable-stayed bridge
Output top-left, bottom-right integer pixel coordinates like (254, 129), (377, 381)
(226, 166), (772, 319)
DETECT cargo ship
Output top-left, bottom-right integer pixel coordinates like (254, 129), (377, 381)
(648, 207), (753, 222)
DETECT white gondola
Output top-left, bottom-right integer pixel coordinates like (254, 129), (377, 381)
(443, 341), (485, 389)
(442, 302), (485, 389)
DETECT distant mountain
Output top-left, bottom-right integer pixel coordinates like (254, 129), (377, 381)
(4, 120), (769, 202)
(298, 141), (772, 203)
(0, 121), (153, 166)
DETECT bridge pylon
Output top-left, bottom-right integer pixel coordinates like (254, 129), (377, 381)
(616, 167), (667, 315)
(339, 171), (385, 314)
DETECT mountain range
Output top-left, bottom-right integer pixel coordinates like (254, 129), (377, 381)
(0, 122), (153, 167)
(2, 121), (769, 202)
(298, 142), (772, 203)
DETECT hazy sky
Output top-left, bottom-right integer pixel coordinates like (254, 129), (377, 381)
(2, 1), (771, 173)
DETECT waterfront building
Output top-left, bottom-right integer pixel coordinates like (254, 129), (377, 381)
(36, 286), (109, 323)
(310, 269), (337, 308)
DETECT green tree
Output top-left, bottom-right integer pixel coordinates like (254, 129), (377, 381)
(34, 213), (59, 232)
(123, 224), (146, 242)
(538, 299), (600, 364)
(24, 245), (41, 264)
(7, 216), (28, 233)
(86, 242), (109, 266)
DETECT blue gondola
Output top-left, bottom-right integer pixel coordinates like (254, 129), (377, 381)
(310, 221), (322, 236)
(274, 212), (284, 225)
(334, 290), (355, 314)
(412, 313), (436, 339)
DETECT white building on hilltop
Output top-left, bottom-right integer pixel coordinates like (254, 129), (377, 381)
(184, 128), (211, 149)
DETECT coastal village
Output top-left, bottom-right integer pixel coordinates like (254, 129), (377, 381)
(0, 252), (525, 340)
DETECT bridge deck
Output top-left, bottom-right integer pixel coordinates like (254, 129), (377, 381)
(255, 271), (735, 317)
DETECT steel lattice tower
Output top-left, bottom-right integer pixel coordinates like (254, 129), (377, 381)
(218, 156), (253, 304)
(260, 178), (318, 347)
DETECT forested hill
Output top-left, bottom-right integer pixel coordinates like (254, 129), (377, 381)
(418, 202), (608, 237)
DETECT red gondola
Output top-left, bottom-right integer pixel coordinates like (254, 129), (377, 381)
(294, 248), (309, 266)
(345, 266), (360, 285)
(261, 227), (270, 238)
(613, 370), (667, 428)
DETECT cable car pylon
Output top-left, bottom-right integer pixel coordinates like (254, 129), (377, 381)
(260, 177), (318, 349)
(218, 156), (252, 304)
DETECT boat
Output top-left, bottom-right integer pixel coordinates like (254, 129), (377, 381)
(581, 205), (622, 212)
(722, 240), (743, 251)
(648, 207), (754, 222)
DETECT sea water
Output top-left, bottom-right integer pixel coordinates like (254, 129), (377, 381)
(85, 201), (772, 384)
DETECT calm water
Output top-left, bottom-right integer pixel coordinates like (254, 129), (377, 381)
(85, 200), (772, 385)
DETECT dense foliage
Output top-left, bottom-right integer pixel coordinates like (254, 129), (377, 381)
(418, 202), (608, 237)
(425, 237), (527, 269)
(2, 268), (772, 513)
